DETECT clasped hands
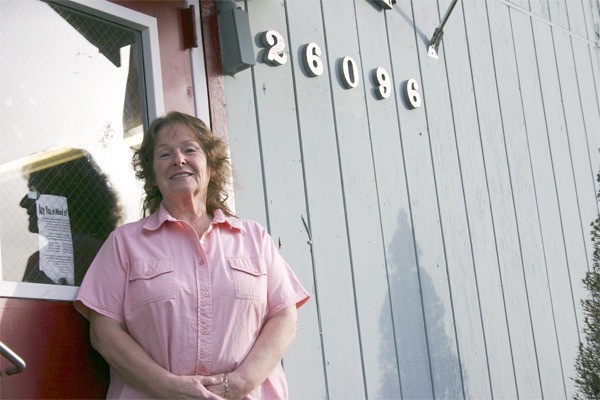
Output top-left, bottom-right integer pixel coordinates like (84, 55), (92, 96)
(175, 370), (248, 400)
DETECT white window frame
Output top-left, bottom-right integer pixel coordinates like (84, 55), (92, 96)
(0, 0), (165, 301)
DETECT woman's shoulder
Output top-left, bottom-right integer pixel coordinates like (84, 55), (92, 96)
(224, 214), (266, 233)
(110, 215), (152, 236)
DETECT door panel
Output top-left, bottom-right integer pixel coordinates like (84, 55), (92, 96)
(0, 0), (198, 397)
(0, 299), (109, 399)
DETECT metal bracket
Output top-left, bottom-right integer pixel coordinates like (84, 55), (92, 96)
(428, 0), (459, 59)
(374, 0), (396, 10)
(428, 28), (444, 59)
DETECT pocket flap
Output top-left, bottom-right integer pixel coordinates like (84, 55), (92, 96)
(227, 256), (265, 277)
(129, 259), (174, 281)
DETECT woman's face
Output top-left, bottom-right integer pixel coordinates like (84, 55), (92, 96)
(152, 123), (211, 205)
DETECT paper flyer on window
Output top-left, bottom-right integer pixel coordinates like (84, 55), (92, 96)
(37, 194), (74, 285)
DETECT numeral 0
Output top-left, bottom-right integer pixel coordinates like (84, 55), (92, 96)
(340, 56), (359, 89)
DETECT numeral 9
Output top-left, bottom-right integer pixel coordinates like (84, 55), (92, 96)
(374, 67), (391, 99)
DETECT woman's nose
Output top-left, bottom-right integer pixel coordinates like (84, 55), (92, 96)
(172, 151), (186, 166)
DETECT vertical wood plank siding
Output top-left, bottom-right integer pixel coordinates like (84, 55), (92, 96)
(220, 0), (600, 398)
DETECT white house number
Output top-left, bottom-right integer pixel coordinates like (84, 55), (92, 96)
(261, 30), (288, 65)
(262, 32), (421, 109)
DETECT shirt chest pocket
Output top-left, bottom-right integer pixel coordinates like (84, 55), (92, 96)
(227, 256), (267, 301)
(127, 259), (175, 310)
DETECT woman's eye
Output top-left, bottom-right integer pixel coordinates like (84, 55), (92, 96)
(185, 147), (198, 153)
(158, 152), (170, 159)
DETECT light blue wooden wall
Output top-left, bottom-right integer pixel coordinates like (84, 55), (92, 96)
(221, 0), (600, 398)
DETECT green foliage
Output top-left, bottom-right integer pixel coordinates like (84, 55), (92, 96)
(574, 171), (600, 399)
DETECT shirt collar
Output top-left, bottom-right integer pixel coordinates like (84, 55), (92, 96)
(143, 203), (245, 233)
(211, 209), (245, 232)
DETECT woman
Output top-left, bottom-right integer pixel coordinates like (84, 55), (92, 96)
(75, 112), (310, 399)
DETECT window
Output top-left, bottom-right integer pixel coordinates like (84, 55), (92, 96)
(0, 0), (164, 300)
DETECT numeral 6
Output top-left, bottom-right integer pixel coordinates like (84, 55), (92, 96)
(404, 78), (421, 109)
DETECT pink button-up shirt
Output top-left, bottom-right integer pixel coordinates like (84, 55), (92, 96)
(75, 205), (310, 399)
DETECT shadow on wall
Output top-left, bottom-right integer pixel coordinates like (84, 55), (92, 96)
(379, 209), (464, 398)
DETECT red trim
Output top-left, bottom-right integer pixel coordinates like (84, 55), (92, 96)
(199, 0), (229, 139)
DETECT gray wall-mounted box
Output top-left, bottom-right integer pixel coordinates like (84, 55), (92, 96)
(218, 6), (255, 76)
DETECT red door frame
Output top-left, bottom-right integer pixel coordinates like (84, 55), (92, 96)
(199, 0), (228, 138)
(0, 2), (225, 398)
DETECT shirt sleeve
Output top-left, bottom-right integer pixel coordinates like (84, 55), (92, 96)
(74, 229), (128, 323)
(260, 226), (310, 318)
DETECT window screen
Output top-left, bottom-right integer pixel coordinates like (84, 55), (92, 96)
(0, 0), (148, 286)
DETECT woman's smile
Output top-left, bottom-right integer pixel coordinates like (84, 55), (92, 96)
(169, 171), (193, 180)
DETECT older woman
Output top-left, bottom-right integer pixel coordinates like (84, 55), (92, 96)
(75, 112), (310, 399)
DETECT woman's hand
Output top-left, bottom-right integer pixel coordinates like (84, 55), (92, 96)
(205, 371), (250, 400)
(90, 311), (224, 399)
(172, 375), (226, 399)
(207, 305), (299, 399)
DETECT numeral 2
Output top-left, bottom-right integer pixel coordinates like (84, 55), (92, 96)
(261, 30), (288, 66)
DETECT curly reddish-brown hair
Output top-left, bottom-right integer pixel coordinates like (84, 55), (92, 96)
(132, 111), (234, 217)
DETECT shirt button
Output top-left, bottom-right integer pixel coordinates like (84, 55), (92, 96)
(199, 366), (207, 374)
(198, 259), (205, 265)
(144, 270), (151, 276)
(201, 328), (209, 335)
(201, 291), (209, 297)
